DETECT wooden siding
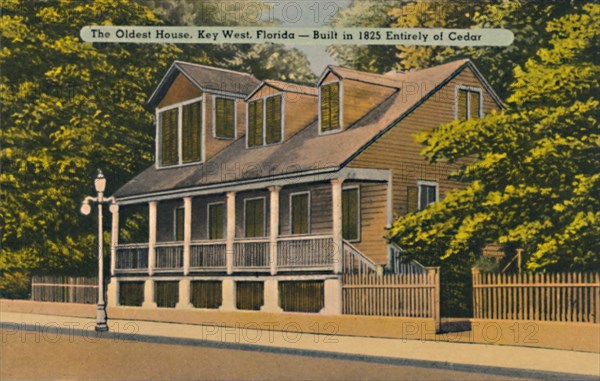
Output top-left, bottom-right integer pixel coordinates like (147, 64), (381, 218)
(204, 93), (245, 161)
(279, 183), (332, 236)
(321, 71), (339, 85)
(351, 182), (388, 265)
(158, 73), (202, 108)
(342, 79), (396, 130)
(348, 66), (500, 218)
(157, 199), (182, 242)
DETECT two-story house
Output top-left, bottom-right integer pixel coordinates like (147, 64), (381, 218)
(108, 59), (502, 314)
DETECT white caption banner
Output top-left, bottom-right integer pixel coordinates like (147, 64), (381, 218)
(80, 27), (514, 46)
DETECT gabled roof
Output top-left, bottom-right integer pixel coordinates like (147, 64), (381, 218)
(245, 80), (317, 100)
(116, 59), (501, 201)
(148, 61), (261, 107)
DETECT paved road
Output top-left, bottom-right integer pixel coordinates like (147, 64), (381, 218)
(1, 328), (537, 381)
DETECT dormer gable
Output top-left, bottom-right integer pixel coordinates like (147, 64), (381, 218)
(244, 80), (317, 148)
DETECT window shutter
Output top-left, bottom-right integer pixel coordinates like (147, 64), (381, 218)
(291, 194), (309, 235)
(457, 89), (468, 120)
(160, 108), (178, 166)
(216, 98), (235, 139)
(209, 204), (224, 240)
(321, 83), (340, 132)
(470, 91), (481, 119)
(342, 188), (359, 241)
(182, 101), (202, 163)
(407, 186), (418, 214)
(245, 199), (265, 237)
(321, 85), (331, 131)
(266, 95), (282, 144)
(248, 100), (263, 147)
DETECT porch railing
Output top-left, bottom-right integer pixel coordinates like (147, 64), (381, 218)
(343, 241), (378, 274)
(190, 240), (227, 271)
(234, 238), (270, 271)
(155, 242), (183, 270)
(277, 235), (335, 271)
(115, 243), (149, 271)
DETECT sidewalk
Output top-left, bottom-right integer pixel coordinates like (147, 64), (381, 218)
(2, 310), (599, 379)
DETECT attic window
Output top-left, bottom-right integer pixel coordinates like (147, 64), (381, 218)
(320, 82), (340, 133)
(247, 95), (283, 148)
(157, 97), (203, 167)
(214, 97), (235, 139)
(457, 87), (482, 120)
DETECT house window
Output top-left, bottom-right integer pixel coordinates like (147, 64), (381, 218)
(265, 95), (282, 144)
(244, 198), (265, 238)
(207, 203), (225, 240)
(418, 181), (438, 210)
(174, 207), (184, 241)
(342, 187), (359, 241)
(247, 99), (263, 147)
(457, 87), (482, 120)
(320, 82), (340, 133)
(290, 192), (310, 235)
(214, 97), (235, 139)
(158, 98), (203, 167)
(247, 95), (283, 147)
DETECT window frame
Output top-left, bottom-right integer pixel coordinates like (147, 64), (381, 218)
(206, 202), (226, 241)
(245, 93), (285, 148)
(173, 206), (185, 242)
(454, 85), (483, 120)
(212, 96), (237, 140)
(243, 197), (267, 238)
(318, 81), (343, 135)
(155, 96), (205, 169)
(417, 180), (439, 211)
(342, 185), (361, 243)
(289, 191), (311, 235)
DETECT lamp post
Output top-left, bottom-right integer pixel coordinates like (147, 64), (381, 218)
(81, 170), (117, 332)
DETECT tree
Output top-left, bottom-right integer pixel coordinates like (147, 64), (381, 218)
(387, 4), (599, 272)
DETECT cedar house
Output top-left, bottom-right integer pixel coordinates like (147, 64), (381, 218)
(108, 59), (502, 313)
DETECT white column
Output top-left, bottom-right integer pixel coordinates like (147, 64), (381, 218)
(331, 179), (344, 274)
(226, 192), (236, 275)
(176, 279), (193, 309)
(219, 278), (236, 311)
(183, 197), (192, 275)
(110, 204), (119, 276)
(320, 277), (342, 315)
(261, 279), (282, 313)
(148, 201), (157, 276)
(269, 186), (280, 275)
(142, 278), (157, 308)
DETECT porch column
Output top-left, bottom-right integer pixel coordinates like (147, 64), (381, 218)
(142, 278), (157, 308)
(176, 279), (193, 309)
(261, 279), (282, 313)
(183, 197), (192, 275)
(148, 201), (157, 276)
(320, 277), (343, 315)
(219, 278), (236, 311)
(226, 192), (236, 275)
(331, 179), (344, 274)
(269, 186), (281, 275)
(110, 204), (119, 276)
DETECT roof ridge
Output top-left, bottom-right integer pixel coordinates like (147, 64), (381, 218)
(174, 60), (257, 78)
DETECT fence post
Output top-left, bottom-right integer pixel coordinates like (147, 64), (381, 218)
(427, 267), (441, 332)
(471, 268), (480, 319)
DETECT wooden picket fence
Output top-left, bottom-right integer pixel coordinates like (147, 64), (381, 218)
(31, 276), (98, 304)
(472, 270), (600, 323)
(342, 268), (440, 330)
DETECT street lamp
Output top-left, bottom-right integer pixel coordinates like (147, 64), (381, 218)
(81, 170), (117, 332)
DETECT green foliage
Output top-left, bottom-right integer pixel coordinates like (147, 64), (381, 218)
(388, 4), (600, 273)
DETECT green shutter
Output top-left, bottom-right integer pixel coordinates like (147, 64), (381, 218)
(291, 193), (309, 235)
(215, 98), (235, 139)
(209, 203), (224, 240)
(245, 199), (265, 237)
(175, 208), (184, 241)
(182, 101), (202, 163)
(407, 186), (418, 214)
(457, 89), (468, 120)
(266, 95), (282, 144)
(321, 83), (340, 132)
(470, 91), (481, 119)
(160, 108), (178, 166)
(248, 100), (263, 147)
(342, 188), (359, 241)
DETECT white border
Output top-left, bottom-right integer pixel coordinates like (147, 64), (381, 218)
(454, 85), (483, 120)
(318, 80), (343, 135)
(342, 185), (360, 243)
(289, 191), (311, 235)
(243, 196), (267, 238)
(207, 201), (226, 240)
(212, 96), (237, 140)
(417, 180), (439, 210)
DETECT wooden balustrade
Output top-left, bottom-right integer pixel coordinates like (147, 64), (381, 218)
(233, 239), (270, 270)
(190, 241), (227, 270)
(115, 243), (149, 271)
(277, 235), (334, 271)
(155, 242), (183, 270)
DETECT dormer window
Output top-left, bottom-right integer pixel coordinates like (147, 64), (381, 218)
(157, 97), (203, 167)
(456, 87), (482, 120)
(214, 97), (235, 139)
(320, 82), (341, 133)
(247, 94), (283, 148)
